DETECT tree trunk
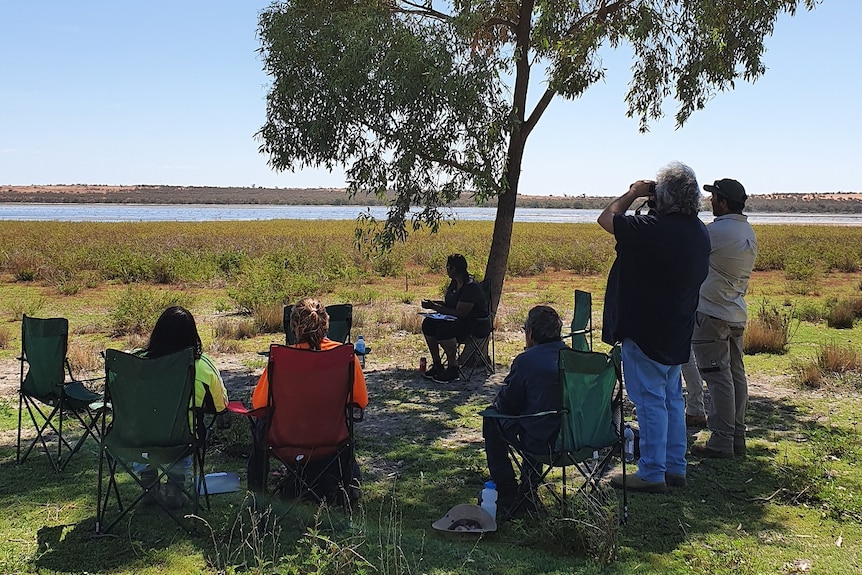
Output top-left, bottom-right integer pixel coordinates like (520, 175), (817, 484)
(483, 0), (534, 317)
(484, 165), (519, 316)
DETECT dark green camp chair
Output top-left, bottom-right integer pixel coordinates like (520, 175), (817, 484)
(17, 315), (103, 472)
(96, 348), (208, 534)
(561, 290), (593, 352)
(482, 345), (627, 523)
(457, 278), (495, 380)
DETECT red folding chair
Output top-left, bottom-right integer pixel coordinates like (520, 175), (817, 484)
(230, 343), (362, 513)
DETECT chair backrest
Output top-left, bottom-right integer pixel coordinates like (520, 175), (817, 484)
(555, 346), (620, 458)
(264, 343), (355, 461)
(474, 279), (494, 336)
(103, 348), (197, 449)
(570, 290), (593, 352)
(325, 304), (353, 343)
(283, 304), (353, 345)
(20, 315), (69, 399)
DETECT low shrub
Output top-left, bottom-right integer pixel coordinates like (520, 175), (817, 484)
(67, 342), (104, 375)
(795, 343), (861, 388)
(797, 361), (822, 388)
(397, 310), (423, 333)
(819, 342), (861, 374)
(0, 325), (9, 349)
(8, 296), (47, 321)
(254, 302), (284, 334)
(744, 300), (794, 354)
(109, 287), (188, 336)
(510, 487), (620, 563)
(208, 337), (241, 354)
(795, 300), (825, 323)
(213, 317), (256, 340)
(826, 301), (856, 329)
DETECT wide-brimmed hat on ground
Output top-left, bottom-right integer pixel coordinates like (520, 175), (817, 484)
(432, 504), (497, 533)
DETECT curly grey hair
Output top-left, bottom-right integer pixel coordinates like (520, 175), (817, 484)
(524, 305), (563, 344)
(654, 161), (701, 216)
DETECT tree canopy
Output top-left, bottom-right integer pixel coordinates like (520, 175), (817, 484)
(257, 0), (816, 310)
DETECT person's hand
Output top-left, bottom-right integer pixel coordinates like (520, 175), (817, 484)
(421, 299), (434, 310)
(628, 179), (655, 198)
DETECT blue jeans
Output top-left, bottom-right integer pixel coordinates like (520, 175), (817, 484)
(622, 338), (687, 482)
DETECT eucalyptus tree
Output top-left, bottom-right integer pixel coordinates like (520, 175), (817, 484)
(257, 0), (816, 311)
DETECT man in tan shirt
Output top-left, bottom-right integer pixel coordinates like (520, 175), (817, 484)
(690, 179), (758, 459)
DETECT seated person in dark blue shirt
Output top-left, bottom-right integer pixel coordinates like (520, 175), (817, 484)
(482, 305), (568, 516)
(420, 254), (490, 383)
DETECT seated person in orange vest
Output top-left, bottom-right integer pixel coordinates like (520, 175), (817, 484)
(247, 297), (369, 496)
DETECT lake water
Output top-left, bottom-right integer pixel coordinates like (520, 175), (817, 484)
(1, 203), (860, 225)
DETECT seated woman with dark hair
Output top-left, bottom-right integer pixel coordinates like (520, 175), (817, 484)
(247, 297), (369, 495)
(134, 305), (229, 509)
(421, 254), (490, 383)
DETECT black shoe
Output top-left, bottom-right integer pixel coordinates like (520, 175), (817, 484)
(685, 414), (707, 428)
(164, 479), (185, 510)
(666, 473), (686, 488)
(499, 491), (544, 521)
(691, 444), (733, 459)
(423, 363), (443, 379)
(140, 470), (160, 507)
(433, 366), (460, 383)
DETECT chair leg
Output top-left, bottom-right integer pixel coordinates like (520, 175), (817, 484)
(19, 399), (63, 471)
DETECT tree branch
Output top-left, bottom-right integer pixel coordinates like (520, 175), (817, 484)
(486, 16), (517, 32)
(390, 0), (451, 21)
(524, 0), (637, 139)
(523, 88), (555, 139)
(565, 0), (635, 37)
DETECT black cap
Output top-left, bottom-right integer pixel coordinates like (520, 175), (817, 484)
(704, 178), (747, 203)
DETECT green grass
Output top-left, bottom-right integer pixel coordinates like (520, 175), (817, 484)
(1, 221), (862, 573)
(4, 367), (862, 574)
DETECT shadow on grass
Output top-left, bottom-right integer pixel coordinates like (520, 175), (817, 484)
(616, 389), (858, 557)
(2, 364), (858, 573)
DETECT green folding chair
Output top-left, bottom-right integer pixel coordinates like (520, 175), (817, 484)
(96, 348), (208, 534)
(17, 315), (103, 472)
(482, 345), (627, 523)
(562, 290), (593, 352)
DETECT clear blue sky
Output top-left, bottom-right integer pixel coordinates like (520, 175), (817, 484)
(1, 1), (859, 196)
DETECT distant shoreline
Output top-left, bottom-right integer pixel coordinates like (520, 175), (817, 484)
(2, 185), (861, 213)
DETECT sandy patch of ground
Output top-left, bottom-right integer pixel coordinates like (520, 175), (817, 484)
(1, 353), (804, 444)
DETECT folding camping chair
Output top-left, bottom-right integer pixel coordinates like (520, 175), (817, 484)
(283, 303), (353, 345)
(482, 344), (627, 523)
(17, 314), (103, 472)
(561, 290), (593, 352)
(96, 348), (209, 534)
(457, 279), (495, 380)
(229, 343), (362, 515)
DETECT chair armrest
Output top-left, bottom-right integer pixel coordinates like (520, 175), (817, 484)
(349, 403), (365, 423)
(562, 328), (589, 337)
(226, 401), (267, 419)
(479, 406), (560, 419)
